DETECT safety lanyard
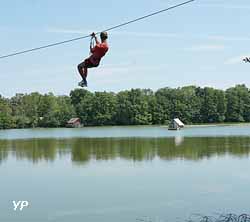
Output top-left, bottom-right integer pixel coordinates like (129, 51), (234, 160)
(90, 36), (95, 55)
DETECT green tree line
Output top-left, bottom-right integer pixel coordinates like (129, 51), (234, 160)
(0, 84), (250, 129)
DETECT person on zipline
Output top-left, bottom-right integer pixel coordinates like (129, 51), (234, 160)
(77, 31), (109, 87)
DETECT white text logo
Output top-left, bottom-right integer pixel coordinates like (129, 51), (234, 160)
(13, 201), (29, 211)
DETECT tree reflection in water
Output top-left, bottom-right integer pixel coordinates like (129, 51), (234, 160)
(0, 137), (250, 164)
(137, 214), (250, 222)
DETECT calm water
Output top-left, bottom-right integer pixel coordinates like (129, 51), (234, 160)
(1, 126), (250, 222)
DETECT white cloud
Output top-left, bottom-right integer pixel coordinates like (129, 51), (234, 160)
(224, 54), (249, 65)
(46, 27), (179, 39)
(200, 4), (250, 10)
(88, 63), (169, 87)
(96, 63), (168, 75)
(46, 27), (250, 43)
(185, 44), (225, 52)
(111, 31), (179, 38)
(208, 35), (250, 42)
(46, 28), (91, 35)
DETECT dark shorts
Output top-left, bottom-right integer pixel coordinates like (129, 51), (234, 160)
(78, 58), (99, 69)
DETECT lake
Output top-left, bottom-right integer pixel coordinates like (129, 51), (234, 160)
(0, 125), (250, 222)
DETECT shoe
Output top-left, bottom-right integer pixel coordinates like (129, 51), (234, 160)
(82, 77), (88, 87)
(78, 80), (85, 87)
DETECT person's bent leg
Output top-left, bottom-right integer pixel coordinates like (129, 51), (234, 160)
(82, 59), (91, 86)
(77, 61), (87, 87)
(82, 67), (88, 86)
(77, 62), (84, 78)
(83, 67), (88, 78)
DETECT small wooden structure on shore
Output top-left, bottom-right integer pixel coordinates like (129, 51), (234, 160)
(168, 118), (184, 130)
(66, 118), (82, 128)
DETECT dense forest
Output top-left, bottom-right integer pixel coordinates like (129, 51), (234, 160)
(0, 84), (250, 129)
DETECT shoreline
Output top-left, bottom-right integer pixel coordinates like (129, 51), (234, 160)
(186, 122), (250, 128)
(1, 122), (250, 131)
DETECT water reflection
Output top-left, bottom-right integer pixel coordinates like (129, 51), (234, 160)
(0, 137), (250, 164)
(174, 135), (184, 146)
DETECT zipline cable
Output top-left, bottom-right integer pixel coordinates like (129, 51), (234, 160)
(0, 0), (195, 60)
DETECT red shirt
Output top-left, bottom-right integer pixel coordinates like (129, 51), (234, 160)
(90, 42), (109, 65)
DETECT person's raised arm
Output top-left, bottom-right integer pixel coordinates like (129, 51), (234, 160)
(91, 32), (100, 45)
(90, 42), (93, 53)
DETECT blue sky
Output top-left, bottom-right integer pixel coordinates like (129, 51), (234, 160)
(0, 0), (250, 97)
